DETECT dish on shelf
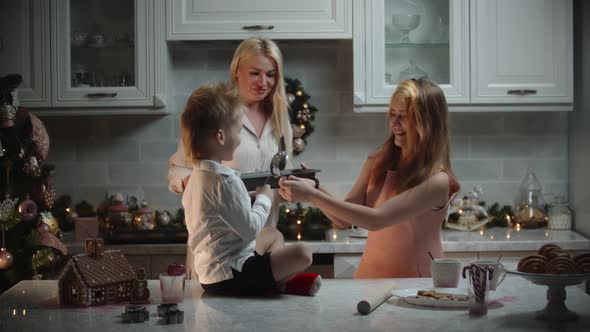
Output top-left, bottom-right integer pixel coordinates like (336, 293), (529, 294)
(505, 269), (590, 321)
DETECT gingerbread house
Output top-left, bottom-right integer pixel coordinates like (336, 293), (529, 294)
(58, 238), (136, 306)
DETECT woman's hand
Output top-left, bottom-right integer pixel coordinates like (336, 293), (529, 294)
(279, 176), (316, 202)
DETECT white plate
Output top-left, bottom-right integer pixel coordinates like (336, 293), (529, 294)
(391, 288), (468, 308)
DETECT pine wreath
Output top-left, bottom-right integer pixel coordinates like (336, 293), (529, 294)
(285, 77), (318, 155)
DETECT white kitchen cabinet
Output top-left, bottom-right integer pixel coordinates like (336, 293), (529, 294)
(2, 0), (166, 113)
(353, 0), (470, 111)
(0, 0), (51, 107)
(166, 0), (352, 40)
(51, 0), (166, 109)
(471, 0), (573, 104)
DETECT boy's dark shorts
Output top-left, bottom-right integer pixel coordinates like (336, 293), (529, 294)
(201, 251), (277, 296)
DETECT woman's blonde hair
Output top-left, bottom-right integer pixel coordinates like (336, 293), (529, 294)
(229, 37), (292, 154)
(181, 81), (244, 164)
(370, 78), (458, 193)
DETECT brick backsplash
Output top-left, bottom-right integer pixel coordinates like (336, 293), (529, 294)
(42, 41), (568, 212)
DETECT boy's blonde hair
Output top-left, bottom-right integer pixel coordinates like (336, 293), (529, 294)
(181, 81), (244, 163)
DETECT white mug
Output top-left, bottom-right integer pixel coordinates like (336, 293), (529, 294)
(350, 225), (368, 237)
(431, 258), (462, 288)
(470, 260), (507, 291)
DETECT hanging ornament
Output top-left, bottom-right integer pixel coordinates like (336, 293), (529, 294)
(18, 199), (38, 222)
(30, 113), (50, 161)
(23, 156), (41, 176)
(44, 186), (56, 209)
(40, 211), (60, 236)
(287, 93), (295, 105)
(293, 138), (306, 153)
(37, 222), (50, 233)
(291, 123), (305, 139)
(0, 104), (17, 128)
(0, 247), (14, 269)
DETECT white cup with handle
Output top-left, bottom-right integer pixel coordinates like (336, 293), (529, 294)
(470, 259), (507, 291)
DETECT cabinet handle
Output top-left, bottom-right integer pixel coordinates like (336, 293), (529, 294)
(507, 89), (537, 96)
(86, 93), (118, 98)
(241, 25), (274, 31)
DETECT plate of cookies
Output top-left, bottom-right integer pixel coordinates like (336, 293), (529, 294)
(508, 243), (590, 282)
(506, 243), (590, 321)
(391, 288), (469, 308)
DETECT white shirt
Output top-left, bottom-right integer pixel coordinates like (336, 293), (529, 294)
(182, 160), (272, 284)
(168, 113), (293, 225)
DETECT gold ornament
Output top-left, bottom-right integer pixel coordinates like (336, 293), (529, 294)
(40, 211), (60, 236)
(293, 138), (305, 153)
(0, 247), (14, 269)
(44, 186), (56, 209)
(291, 124), (305, 138)
(296, 90), (303, 97)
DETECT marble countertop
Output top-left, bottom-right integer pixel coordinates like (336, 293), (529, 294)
(1, 277), (589, 331)
(63, 228), (590, 255)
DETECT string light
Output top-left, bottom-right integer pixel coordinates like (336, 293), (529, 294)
(296, 90), (303, 96)
(332, 233), (337, 240)
(296, 220), (301, 225)
(479, 229), (484, 236)
(285, 208), (290, 213)
(297, 233), (302, 240)
(506, 233), (510, 239)
(516, 223), (521, 231)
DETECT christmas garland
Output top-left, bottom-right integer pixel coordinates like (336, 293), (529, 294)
(285, 77), (318, 155)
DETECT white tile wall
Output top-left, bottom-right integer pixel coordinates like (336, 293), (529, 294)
(42, 40), (568, 212)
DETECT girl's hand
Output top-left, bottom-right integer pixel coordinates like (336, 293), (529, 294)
(279, 176), (315, 202)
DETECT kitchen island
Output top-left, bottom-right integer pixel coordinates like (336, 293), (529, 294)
(1, 277), (589, 331)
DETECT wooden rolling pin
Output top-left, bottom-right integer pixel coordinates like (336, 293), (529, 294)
(357, 284), (395, 315)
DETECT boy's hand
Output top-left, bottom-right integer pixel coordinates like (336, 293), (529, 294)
(255, 184), (273, 200)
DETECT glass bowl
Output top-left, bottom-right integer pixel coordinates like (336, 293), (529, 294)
(392, 14), (421, 43)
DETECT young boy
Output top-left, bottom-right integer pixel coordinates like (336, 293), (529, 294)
(181, 82), (321, 296)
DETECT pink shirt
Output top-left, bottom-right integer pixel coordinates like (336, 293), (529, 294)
(354, 169), (459, 279)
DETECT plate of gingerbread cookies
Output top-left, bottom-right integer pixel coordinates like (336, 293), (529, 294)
(391, 288), (469, 308)
(505, 243), (590, 321)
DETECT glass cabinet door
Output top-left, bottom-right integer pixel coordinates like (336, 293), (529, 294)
(354, 0), (469, 108)
(52, 0), (152, 107)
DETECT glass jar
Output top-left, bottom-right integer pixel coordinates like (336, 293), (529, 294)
(548, 196), (572, 230)
(513, 168), (547, 228)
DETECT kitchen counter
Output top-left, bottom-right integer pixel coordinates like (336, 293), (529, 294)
(1, 277), (589, 331)
(64, 228), (590, 255)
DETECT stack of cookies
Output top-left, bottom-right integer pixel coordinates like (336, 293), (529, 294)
(517, 244), (590, 274)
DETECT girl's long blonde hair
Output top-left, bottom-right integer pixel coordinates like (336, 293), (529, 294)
(370, 78), (458, 193)
(229, 37), (292, 155)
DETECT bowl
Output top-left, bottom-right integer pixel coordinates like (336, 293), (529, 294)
(392, 14), (421, 42)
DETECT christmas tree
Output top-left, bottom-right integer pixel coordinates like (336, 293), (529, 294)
(0, 74), (66, 293)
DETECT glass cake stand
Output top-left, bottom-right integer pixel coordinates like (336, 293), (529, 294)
(506, 269), (590, 321)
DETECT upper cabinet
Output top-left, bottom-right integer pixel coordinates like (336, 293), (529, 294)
(470, 0), (573, 104)
(353, 0), (573, 111)
(167, 0), (352, 40)
(0, 0), (51, 107)
(354, 0), (469, 110)
(1, 0), (167, 113)
(52, 0), (166, 109)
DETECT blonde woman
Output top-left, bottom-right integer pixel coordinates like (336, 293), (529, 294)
(168, 37), (294, 280)
(280, 78), (460, 279)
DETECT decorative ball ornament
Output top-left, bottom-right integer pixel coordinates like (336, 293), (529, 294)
(40, 211), (59, 236)
(0, 247), (14, 269)
(293, 138), (305, 153)
(291, 124), (305, 138)
(30, 113), (50, 161)
(18, 199), (38, 221)
(37, 223), (50, 233)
